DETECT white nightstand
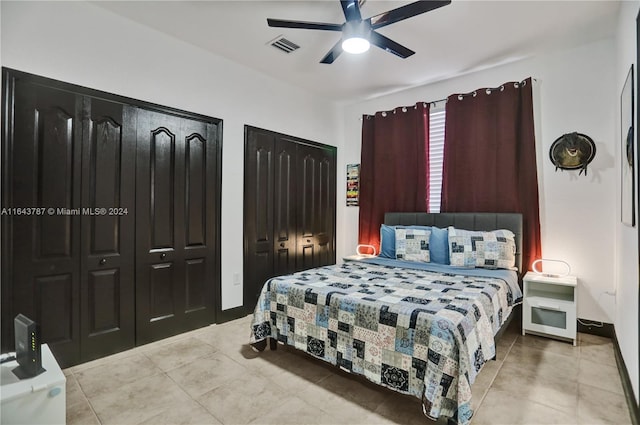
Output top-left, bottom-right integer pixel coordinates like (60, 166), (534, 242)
(522, 272), (578, 346)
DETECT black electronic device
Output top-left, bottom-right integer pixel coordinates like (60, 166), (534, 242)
(12, 314), (45, 379)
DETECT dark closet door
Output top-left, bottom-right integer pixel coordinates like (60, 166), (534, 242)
(296, 144), (336, 270)
(79, 98), (136, 361)
(244, 128), (275, 309)
(273, 137), (298, 276)
(135, 109), (217, 344)
(244, 126), (336, 311)
(9, 82), (83, 366)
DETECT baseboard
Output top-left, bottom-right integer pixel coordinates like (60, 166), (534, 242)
(577, 318), (614, 338)
(217, 306), (248, 324)
(612, 328), (640, 425)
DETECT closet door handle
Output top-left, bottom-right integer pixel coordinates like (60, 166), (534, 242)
(99, 258), (107, 265)
(307, 239), (311, 243)
(280, 243), (285, 248)
(160, 253), (166, 260)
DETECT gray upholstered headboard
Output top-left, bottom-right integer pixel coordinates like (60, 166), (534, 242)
(384, 212), (523, 274)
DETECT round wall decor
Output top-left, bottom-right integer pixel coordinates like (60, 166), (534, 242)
(549, 132), (596, 176)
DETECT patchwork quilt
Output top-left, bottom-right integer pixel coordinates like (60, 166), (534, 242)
(250, 261), (520, 424)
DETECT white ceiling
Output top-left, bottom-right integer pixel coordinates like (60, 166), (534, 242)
(94, 0), (621, 103)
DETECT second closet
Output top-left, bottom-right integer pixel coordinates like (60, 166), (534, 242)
(244, 126), (337, 310)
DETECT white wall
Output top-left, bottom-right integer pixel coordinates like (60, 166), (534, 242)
(615, 0), (640, 405)
(0, 1), (340, 311)
(338, 38), (618, 324)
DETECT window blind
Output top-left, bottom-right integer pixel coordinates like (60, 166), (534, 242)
(428, 108), (446, 212)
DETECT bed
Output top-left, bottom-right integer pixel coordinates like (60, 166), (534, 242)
(250, 212), (524, 424)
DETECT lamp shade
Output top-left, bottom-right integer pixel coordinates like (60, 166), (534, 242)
(531, 259), (571, 278)
(356, 244), (377, 256)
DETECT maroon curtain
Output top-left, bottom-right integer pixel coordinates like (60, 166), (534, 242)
(441, 78), (541, 271)
(358, 102), (430, 252)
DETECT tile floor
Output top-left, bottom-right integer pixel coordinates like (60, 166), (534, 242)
(64, 315), (632, 425)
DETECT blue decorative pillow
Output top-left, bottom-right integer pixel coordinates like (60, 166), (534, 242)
(379, 224), (396, 258)
(396, 228), (431, 262)
(448, 227), (516, 269)
(429, 226), (450, 265)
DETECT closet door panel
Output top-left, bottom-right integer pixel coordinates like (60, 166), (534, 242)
(296, 144), (336, 269)
(296, 145), (320, 269)
(244, 129), (275, 308)
(37, 107), (75, 258)
(87, 269), (120, 333)
(186, 134), (206, 247)
(150, 262), (175, 318)
(316, 150), (336, 267)
(273, 137), (297, 276)
(185, 258), (206, 312)
(10, 81), (82, 366)
(80, 99), (135, 361)
(151, 128), (176, 249)
(179, 117), (215, 325)
(137, 110), (216, 344)
(136, 110), (182, 343)
(36, 274), (74, 345)
(89, 117), (120, 253)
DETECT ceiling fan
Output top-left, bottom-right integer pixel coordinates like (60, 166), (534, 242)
(267, 0), (451, 64)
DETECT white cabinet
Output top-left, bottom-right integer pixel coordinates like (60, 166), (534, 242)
(522, 272), (577, 345)
(1, 344), (66, 425)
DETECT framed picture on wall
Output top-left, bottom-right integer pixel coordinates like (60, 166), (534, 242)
(346, 164), (360, 206)
(621, 64), (635, 226)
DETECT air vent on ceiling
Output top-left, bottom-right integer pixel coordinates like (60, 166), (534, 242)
(268, 35), (300, 54)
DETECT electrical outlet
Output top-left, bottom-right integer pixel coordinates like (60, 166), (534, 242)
(233, 273), (240, 285)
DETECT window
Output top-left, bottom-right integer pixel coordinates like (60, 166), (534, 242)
(428, 107), (446, 212)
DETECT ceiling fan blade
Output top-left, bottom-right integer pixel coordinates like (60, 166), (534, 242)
(340, 0), (362, 22)
(369, 31), (415, 59)
(320, 39), (344, 64)
(267, 18), (343, 31)
(369, 0), (451, 30)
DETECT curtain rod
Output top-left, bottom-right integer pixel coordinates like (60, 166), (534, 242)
(361, 78), (537, 119)
(361, 99), (445, 119)
(453, 78), (536, 101)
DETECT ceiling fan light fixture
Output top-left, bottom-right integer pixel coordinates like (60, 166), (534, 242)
(342, 36), (370, 54)
(267, 0), (452, 64)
